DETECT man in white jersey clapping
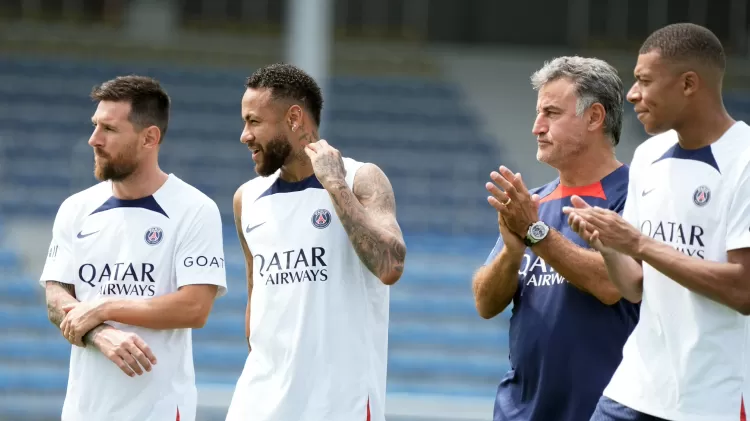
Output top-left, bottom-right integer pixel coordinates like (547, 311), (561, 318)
(225, 63), (407, 421)
(564, 23), (750, 421)
(42, 76), (227, 421)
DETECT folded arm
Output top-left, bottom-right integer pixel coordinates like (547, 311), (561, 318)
(98, 284), (219, 329)
(45, 281), (113, 346)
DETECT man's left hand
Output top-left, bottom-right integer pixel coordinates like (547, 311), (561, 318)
(304, 139), (347, 188)
(486, 166), (540, 237)
(61, 300), (107, 347)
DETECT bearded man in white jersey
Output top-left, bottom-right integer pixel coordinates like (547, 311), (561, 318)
(224, 63), (406, 421)
(564, 23), (750, 421)
(42, 75), (227, 421)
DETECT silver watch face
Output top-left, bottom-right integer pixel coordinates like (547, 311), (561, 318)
(529, 222), (548, 240)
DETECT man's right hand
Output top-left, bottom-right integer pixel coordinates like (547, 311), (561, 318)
(90, 327), (158, 377)
(566, 196), (615, 255)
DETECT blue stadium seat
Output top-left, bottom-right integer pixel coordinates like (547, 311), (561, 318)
(0, 249), (21, 271)
(0, 279), (40, 302)
(0, 54), (504, 236)
(0, 54), (514, 401)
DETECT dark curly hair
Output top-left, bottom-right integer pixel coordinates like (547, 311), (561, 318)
(90, 75), (171, 142)
(640, 23), (725, 72)
(245, 63), (323, 127)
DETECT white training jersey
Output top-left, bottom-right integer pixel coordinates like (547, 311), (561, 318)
(40, 174), (227, 421)
(603, 121), (750, 421)
(225, 157), (389, 421)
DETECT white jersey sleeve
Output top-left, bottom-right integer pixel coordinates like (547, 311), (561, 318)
(726, 159), (750, 251)
(175, 200), (228, 296)
(39, 198), (77, 286)
(621, 147), (641, 226)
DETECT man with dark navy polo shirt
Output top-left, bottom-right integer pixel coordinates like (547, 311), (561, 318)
(471, 56), (640, 421)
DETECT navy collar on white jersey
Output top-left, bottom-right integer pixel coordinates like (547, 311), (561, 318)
(256, 175), (324, 202)
(90, 195), (169, 218)
(653, 142), (720, 173)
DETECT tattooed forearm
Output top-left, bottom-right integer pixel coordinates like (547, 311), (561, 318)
(45, 281), (78, 328)
(327, 164), (406, 284)
(45, 281), (111, 348)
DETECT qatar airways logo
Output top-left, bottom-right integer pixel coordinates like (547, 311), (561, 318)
(255, 247), (328, 285)
(78, 262), (157, 297)
(519, 254), (567, 287)
(640, 220), (706, 259)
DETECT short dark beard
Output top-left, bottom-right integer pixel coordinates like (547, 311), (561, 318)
(256, 133), (292, 177)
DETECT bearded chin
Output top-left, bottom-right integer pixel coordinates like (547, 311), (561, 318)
(256, 136), (292, 177)
(94, 158), (137, 182)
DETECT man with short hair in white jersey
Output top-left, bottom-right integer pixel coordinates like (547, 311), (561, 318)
(564, 23), (750, 421)
(224, 63), (407, 421)
(42, 75), (227, 421)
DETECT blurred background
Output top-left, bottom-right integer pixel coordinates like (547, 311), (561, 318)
(1, 0), (750, 420)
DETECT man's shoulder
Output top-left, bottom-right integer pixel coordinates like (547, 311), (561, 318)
(162, 176), (221, 218)
(632, 130), (679, 165)
(715, 121), (750, 177)
(168, 176), (216, 204)
(238, 174), (279, 203)
(57, 182), (112, 217)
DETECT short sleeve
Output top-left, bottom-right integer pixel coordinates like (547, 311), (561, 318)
(175, 201), (228, 296)
(39, 199), (77, 287)
(621, 154), (641, 227)
(726, 162), (750, 251)
(483, 235), (505, 266)
(607, 174), (628, 216)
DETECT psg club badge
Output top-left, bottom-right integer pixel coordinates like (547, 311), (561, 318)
(693, 185), (711, 207)
(311, 209), (332, 229)
(144, 227), (164, 245)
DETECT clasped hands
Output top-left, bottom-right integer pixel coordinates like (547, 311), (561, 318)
(562, 195), (644, 257)
(61, 298), (108, 347)
(485, 166), (540, 244)
(486, 167), (644, 256)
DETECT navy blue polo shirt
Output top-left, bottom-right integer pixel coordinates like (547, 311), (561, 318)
(485, 165), (640, 421)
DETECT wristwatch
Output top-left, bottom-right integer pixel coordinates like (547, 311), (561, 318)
(524, 221), (550, 247)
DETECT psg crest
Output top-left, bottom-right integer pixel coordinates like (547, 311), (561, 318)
(693, 185), (711, 207)
(311, 209), (332, 229)
(144, 227), (164, 245)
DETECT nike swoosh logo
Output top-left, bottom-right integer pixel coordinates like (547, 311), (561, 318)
(641, 188), (655, 197)
(76, 230), (99, 239)
(245, 222), (265, 234)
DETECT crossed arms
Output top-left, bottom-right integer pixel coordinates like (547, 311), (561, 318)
(44, 201), (225, 376)
(45, 281), (219, 376)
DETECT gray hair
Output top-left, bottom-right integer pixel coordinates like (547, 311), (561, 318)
(530, 56), (624, 146)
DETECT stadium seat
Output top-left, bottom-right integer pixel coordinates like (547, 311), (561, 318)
(0, 54), (513, 403)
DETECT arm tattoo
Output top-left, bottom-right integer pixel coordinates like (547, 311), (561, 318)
(328, 165), (406, 280)
(45, 281), (76, 328)
(45, 281), (109, 347)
